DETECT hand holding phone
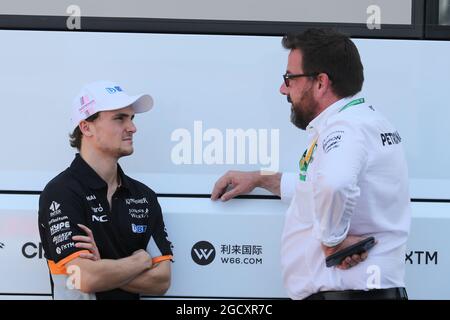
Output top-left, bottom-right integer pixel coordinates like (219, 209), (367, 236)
(325, 236), (376, 268)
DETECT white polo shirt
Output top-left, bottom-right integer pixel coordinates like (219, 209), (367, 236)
(280, 96), (411, 300)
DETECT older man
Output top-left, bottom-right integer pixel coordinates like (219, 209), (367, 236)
(212, 29), (410, 300)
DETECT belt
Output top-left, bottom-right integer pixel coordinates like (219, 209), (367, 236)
(305, 287), (408, 300)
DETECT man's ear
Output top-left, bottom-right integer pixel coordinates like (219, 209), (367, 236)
(316, 73), (332, 94)
(79, 120), (93, 137)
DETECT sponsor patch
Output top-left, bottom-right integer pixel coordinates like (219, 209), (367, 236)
(49, 201), (62, 217)
(48, 215), (68, 226)
(380, 131), (401, 146)
(126, 197), (148, 205)
(322, 130), (344, 153)
(91, 204), (104, 213)
(52, 231), (73, 245)
(56, 242), (75, 255)
(50, 221), (71, 236)
(129, 208), (149, 219)
(92, 214), (108, 223)
(131, 224), (147, 234)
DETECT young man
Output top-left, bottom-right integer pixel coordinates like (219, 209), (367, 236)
(212, 29), (410, 300)
(38, 80), (173, 300)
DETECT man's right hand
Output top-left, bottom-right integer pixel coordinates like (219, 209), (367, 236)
(211, 171), (262, 201)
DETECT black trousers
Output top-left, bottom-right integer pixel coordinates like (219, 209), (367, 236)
(305, 287), (408, 300)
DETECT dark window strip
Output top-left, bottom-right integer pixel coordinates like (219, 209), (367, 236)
(0, 292), (285, 299)
(0, 189), (450, 203)
(0, 292), (52, 296)
(0, 0), (426, 38)
(425, 0), (450, 40)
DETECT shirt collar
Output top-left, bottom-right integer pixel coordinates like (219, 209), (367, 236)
(70, 153), (130, 191)
(117, 162), (130, 190)
(306, 96), (362, 134)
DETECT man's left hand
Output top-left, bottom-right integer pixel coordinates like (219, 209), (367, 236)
(322, 235), (372, 270)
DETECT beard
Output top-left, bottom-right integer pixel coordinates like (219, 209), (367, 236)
(289, 86), (318, 130)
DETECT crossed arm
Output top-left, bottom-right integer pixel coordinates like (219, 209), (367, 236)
(68, 225), (171, 295)
(121, 260), (171, 295)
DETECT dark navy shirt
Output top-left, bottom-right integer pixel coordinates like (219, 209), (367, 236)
(38, 154), (173, 300)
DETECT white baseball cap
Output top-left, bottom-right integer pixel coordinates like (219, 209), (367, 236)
(71, 80), (154, 130)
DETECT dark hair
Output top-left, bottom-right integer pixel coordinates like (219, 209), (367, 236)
(282, 28), (364, 98)
(69, 112), (100, 150)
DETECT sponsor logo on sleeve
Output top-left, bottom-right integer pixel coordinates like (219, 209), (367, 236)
(49, 201), (62, 217)
(50, 221), (71, 236)
(380, 131), (401, 146)
(52, 231), (73, 245)
(56, 242), (75, 255)
(322, 130), (344, 153)
(48, 215), (69, 226)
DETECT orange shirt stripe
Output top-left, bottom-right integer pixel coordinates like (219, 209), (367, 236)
(48, 250), (90, 275)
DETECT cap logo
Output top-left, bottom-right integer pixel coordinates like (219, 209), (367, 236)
(105, 86), (123, 94)
(80, 95), (92, 106)
(78, 94), (95, 117)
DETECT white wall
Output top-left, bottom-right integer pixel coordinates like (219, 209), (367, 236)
(0, 195), (449, 299)
(0, 30), (449, 197)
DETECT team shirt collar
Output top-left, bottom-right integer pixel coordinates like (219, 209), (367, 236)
(70, 153), (130, 191)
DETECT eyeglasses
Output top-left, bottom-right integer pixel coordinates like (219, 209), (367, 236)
(283, 72), (318, 87)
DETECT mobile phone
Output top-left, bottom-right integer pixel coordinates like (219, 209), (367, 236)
(325, 236), (376, 268)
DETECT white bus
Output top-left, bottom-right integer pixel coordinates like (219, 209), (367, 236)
(0, 0), (449, 299)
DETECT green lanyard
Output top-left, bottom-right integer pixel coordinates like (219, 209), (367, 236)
(298, 98), (365, 181)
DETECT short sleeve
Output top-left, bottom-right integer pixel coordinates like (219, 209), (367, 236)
(38, 183), (90, 267)
(145, 193), (173, 264)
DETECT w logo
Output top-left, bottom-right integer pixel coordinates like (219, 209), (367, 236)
(194, 248), (214, 260)
(0, 242), (4, 249)
(191, 241), (215, 266)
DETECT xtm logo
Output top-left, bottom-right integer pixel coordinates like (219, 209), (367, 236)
(191, 241), (216, 266)
(0, 242), (4, 249)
